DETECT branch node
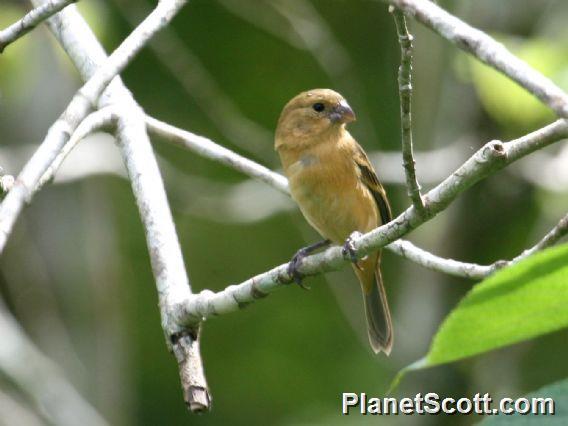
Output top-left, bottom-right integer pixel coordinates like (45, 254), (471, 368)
(193, 289), (217, 317)
(250, 279), (269, 299)
(483, 140), (507, 162)
(490, 140), (505, 153)
(490, 259), (509, 273)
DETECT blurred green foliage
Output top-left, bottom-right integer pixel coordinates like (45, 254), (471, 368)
(459, 36), (568, 134)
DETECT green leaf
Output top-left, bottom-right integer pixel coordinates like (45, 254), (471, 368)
(426, 243), (568, 366)
(480, 378), (568, 425)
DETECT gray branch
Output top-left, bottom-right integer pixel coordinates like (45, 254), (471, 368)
(388, 240), (492, 279)
(15, 112), (566, 285)
(175, 119), (568, 321)
(28, 107), (566, 285)
(390, 215), (568, 278)
(510, 213), (568, 263)
(0, 0), (77, 53)
(9, 0), (211, 413)
(36, 107), (118, 193)
(146, 116), (290, 194)
(11, 110), (474, 283)
(116, 108), (211, 411)
(384, 0), (568, 117)
(145, 116), (568, 279)
(15, 111), (525, 283)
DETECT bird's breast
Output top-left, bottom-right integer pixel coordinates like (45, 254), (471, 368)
(286, 150), (378, 243)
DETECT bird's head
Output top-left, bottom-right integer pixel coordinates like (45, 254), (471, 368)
(275, 89), (356, 149)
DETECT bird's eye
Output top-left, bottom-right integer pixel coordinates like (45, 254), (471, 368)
(312, 102), (325, 112)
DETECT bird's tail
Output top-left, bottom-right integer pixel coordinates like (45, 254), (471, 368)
(355, 256), (393, 355)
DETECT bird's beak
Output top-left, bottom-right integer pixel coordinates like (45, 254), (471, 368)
(329, 99), (356, 124)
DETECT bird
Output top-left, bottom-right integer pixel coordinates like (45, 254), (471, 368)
(275, 88), (393, 355)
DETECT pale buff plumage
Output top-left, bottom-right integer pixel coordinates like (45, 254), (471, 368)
(275, 89), (393, 355)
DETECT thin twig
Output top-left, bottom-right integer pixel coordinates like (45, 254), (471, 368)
(390, 7), (424, 212)
(35, 107), (118, 194)
(387, 240), (491, 279)
(177, 120), (568, 320)
(30, 0), (211, 412)
(510, 213), (568, 263)
(385, 0), (568, 117)
(146, 116), (289, 193)
(149, 119), (470, 186)
(0, 0), (77, 53)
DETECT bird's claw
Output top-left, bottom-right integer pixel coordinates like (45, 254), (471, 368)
(342, 232), (363, 270)
(287, 239), (331, 290)
(288, 248), (311, 290)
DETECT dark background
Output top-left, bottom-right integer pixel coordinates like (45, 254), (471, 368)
(1, 0), (567, 424)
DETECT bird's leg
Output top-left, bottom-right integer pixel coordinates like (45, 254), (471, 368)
(342, 231), (363, 271)
(288, 239), (331, 290)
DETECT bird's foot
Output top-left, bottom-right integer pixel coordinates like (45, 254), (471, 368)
(288, 247), (312, 290)
(342, 231), (363, 270)
(287, 239), (331, 290)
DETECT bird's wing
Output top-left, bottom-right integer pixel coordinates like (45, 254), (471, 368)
(353, 143), (392, 225)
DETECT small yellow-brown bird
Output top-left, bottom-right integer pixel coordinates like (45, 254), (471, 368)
(275, 89), (393, 355)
